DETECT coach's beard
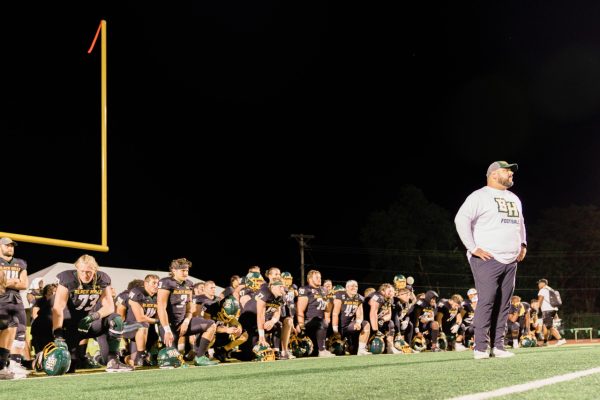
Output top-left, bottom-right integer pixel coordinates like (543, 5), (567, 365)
(499, 177), (514, 188)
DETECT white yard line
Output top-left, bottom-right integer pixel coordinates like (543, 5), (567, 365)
(448, 367), (600, 400)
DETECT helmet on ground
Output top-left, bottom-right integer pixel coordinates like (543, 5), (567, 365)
(411, 336), (427, 352)
(437, 333), (448, 350)
(393, 334), (412, 353)
(393, 274), (407, 289)
(157, 346), (184, 369)
(368, 333), (385, 355)
(253, 344), (276, 362)
(290, 334), (314, 358)
(328, 335), (347, 356)
(217, 296), (240, 322)
(520, 335), (537, 348)
(39, 342), (71, 376)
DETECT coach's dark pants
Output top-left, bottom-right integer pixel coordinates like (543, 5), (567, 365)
(470, 256), (517, 352)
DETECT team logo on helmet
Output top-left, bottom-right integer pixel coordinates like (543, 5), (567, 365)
(393, 274), (407, 289)
(157, 346), (185, 369)
(393, 334), (412, 353)
(520, 334), (537, 348)
(38, 342), (71, 376)
(327, 335), (348, 356)
(281, 272), (293, 288)
(289, 334), (314, 357)
(217, 296), (240, 322)
(245, 272), (265, 291)
(411, 336), (427, 352)
(368, 333), (385, 355)
(253, 344), (276, 362)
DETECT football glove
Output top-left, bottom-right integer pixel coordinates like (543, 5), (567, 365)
(450, 324), (459, 334)
(400, 319), (409, 331)
(78, 312), (101, 333)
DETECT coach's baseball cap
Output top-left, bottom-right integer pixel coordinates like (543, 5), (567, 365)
(486, 161), (518, 177)
(0, 237), (17, 246)
(467, 288), (477, 296)
(537, 278), (548, 285)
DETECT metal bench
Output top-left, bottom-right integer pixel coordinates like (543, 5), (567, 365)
(570, 327), (593, 341)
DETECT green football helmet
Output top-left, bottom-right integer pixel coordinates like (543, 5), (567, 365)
(333, 284), (345, 293)
(368, 333), (385, 355)
(217, 296), (240, 322)
(411, 336), (427, 352)
(281, 272), (293, 288)
(253, 344), (276, 362)
(393, 333), (412, 353)
(393, 274), (407, 289)
(40, 342), (71, 376)
(520, 335), (537, 348)
(437, 332), (448, 350)
(157, 346), (185, 369)
(328, 336), (347, 356)
(245, 272), (265, 291)
(290, 334), (314, 358)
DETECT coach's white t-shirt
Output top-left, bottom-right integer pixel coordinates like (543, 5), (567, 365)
(455, 186), (526, 264)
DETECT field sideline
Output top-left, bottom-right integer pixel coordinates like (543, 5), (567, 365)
(2, 344), (600, 400)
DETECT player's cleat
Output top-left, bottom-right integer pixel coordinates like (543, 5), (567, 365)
(194, 355), (218, 366)
(556, 338), (567, 346)
(106, 359), (134, 372)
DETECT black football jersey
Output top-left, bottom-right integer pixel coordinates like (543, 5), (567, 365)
(56, 270), (111, 320)
(127, 286), (157, 323)
(158, 276), (193, 326)
(0, 257), (27, 302)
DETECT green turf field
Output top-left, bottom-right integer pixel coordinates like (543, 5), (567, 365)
(3, 344), (600, 400)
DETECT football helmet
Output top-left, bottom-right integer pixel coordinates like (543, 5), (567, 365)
(217, 296), (240, 322)
(393, 274), (407, 289)
(333, 284), (345, 293)
(368, 333), (385, 355)
(245, 272), (265, 291)
(157, 346), (185, 369)
(393, 334), (412, 353)
(520, 335), (537, 348)
(253, 344), (276, 362)
(437, 332), (448, 350)
(290, 334), (314, 358)
(281, 272), (293, 288)
(411, 336), (427, 352)
(328, 335), (347, 356)
(38, 342), (71, 376)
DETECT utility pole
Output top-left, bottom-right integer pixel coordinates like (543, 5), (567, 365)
(291, 233), (314, 287)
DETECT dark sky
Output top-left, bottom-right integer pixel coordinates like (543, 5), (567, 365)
(5, 1), (600, 286)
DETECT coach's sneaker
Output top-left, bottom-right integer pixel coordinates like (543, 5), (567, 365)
(106, 358), (134, 372)
(194, 355), (218, 366)
(555, 338), (567, 346)
(473, 349), (490, 360)
(492, 348), (515, 358)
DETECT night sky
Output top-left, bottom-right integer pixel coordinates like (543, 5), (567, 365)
(5, 2), (600, 287)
